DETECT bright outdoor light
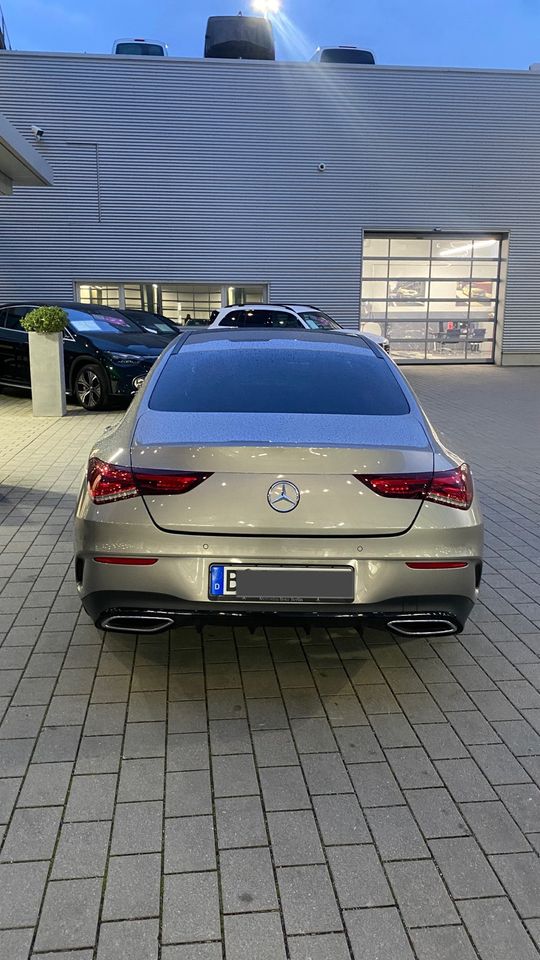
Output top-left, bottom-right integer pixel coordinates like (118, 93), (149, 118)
(251, 0), (281, 14)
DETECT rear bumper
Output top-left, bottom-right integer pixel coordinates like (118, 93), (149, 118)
(83, 589), (474, 634)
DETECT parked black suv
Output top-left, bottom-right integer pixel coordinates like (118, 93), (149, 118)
(0, 302), (172, 409)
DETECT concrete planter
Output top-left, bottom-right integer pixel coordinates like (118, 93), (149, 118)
(28, 331), (66, 417)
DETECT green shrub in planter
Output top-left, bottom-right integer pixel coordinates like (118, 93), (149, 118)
(21, 305), (68, 334)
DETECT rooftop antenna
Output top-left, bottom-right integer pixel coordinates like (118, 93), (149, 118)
(0, 4), (11, 49)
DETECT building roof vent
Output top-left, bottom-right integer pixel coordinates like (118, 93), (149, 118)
(311, 45), (376, 65)
(204, 15), (275, 61)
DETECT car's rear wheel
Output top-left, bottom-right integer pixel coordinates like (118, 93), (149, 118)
(74, 363), (108, 410)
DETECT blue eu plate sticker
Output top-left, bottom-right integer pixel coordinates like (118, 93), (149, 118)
(210, 565), (225, 596)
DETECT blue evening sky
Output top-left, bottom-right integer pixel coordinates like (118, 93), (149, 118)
(3, 0), (540, 70)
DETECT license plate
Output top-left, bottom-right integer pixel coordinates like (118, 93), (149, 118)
(209, 565), (354, 602)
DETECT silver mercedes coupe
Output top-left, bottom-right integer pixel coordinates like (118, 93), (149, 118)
(74, 330), (483, 636)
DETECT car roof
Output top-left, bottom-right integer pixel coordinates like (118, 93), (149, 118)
(0, 300), (123, 312)
(221, 303), (296, 312)
(175, 327), (377, 354)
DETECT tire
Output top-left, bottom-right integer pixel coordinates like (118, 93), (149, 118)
(73, 363), (109, 410)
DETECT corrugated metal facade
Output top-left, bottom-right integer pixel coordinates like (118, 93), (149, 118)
(0, 51), (539, 360)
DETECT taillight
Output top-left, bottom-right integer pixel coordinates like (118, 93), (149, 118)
(87, 457), (212, 504)
(427, 464), (473, 509)
(133, 470), (212, 495)
(355, 463), (473, 510)
(88, 458), (138, 504)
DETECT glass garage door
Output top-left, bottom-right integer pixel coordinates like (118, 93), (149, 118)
(361, 233), (503, 362)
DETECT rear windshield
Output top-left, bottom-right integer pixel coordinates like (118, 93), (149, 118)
(300, 311), (341, 330)
(149, 339), (409, 415)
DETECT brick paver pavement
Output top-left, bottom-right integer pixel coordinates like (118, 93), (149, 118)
(1, 365), (540, 959)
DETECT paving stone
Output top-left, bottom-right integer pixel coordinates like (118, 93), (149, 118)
(75, 735), (122, 774)
(458, 897), (539, 960)
(344, 906), (415, 960)
(469, 743), (531, 784)
(167, 732), (209, 771)
(490, 853), (540, 918)
(498, 783), (540, 833)
(1, 805), (62, 862)
(385, 746), (442, 788)
(51, 820), (111, 879)
(411, 925), (480, 960)
(0, 861), (49, 927)
(110, 801), (163, 855)
(96, 918), (159, 960)
(44, 695), (89, 727)
(165, 816), (216, 873)
(224, 912), (286, 960)
(91, 675), (130, 703)
(209, 718), (251, 754)
(102, 853), (161, 920)
(322, 695), (367, 726)
(355, 684), (401, 715)
(260, 766), (311, 811)
(33, 725), (82, 763)
(435, 758), (498, 801)
(429, 836), (504, 898)
(300, 753), (352, 794)
(11, 676), (56, 706)
(166, 770), (212, 816)
(220, 846), (278, 913)
(460, 801), (531, 854)
(215, 796), (267, 849)
(397, 692), (445, 723)
(493, 720), (540, 756)
(369, 713), (419, 748)
(348, 762), (404, 807)
(413, 722), (469, 759)
(117, 757), (164, 802)
(267, 810), (324, 866)
(470, 689), (521, 720)
(386, 858), (459, 927)
(313, 794), (370, 845)
(282, 688), (325, 718)
(64, 773), (117, 821)
(287, 933), (351, 960)
(0, 779), (23, 834)
(84, 703), (126, 736)
(427, 683), (475, 712)
(246, 697), (288, 730)
(212, 754), (258, 797)
(0, 738), (33, 777)
(34, 878), (102, 952)
(122, 721), (166, 758)
(278, 864), (342, 935)
(168, 673), (205, 700)
(0, 928), (34, 960)
(168, 700), (207, 734)
(365, 805), (429, 860)
(334, 726), (384, 762)
(327, 844), (393, 908)
(207, 688), (246, 720)
(405, 787), (468, 838)
(243, 670), (281, 698)
(163, 872), (220, 943)
(161, 946), (222, 960)
(18, 762), (73, 807)
(253, 729), (298, 766)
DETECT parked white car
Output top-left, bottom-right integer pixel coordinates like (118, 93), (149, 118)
(208, 303), (390, 352)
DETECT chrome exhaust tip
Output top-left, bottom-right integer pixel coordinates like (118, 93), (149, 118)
(387, 617), (457, 637)
(101, 614), (174, 634)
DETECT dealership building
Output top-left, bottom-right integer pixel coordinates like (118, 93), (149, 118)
(1, 48), (540, 364)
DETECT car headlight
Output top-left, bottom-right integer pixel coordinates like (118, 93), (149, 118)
(108, 352), (149, 365)
(133, 376), (146, 390)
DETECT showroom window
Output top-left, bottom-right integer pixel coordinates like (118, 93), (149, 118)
(361, 233), (504, 361)
(77, 283), (267, 323)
